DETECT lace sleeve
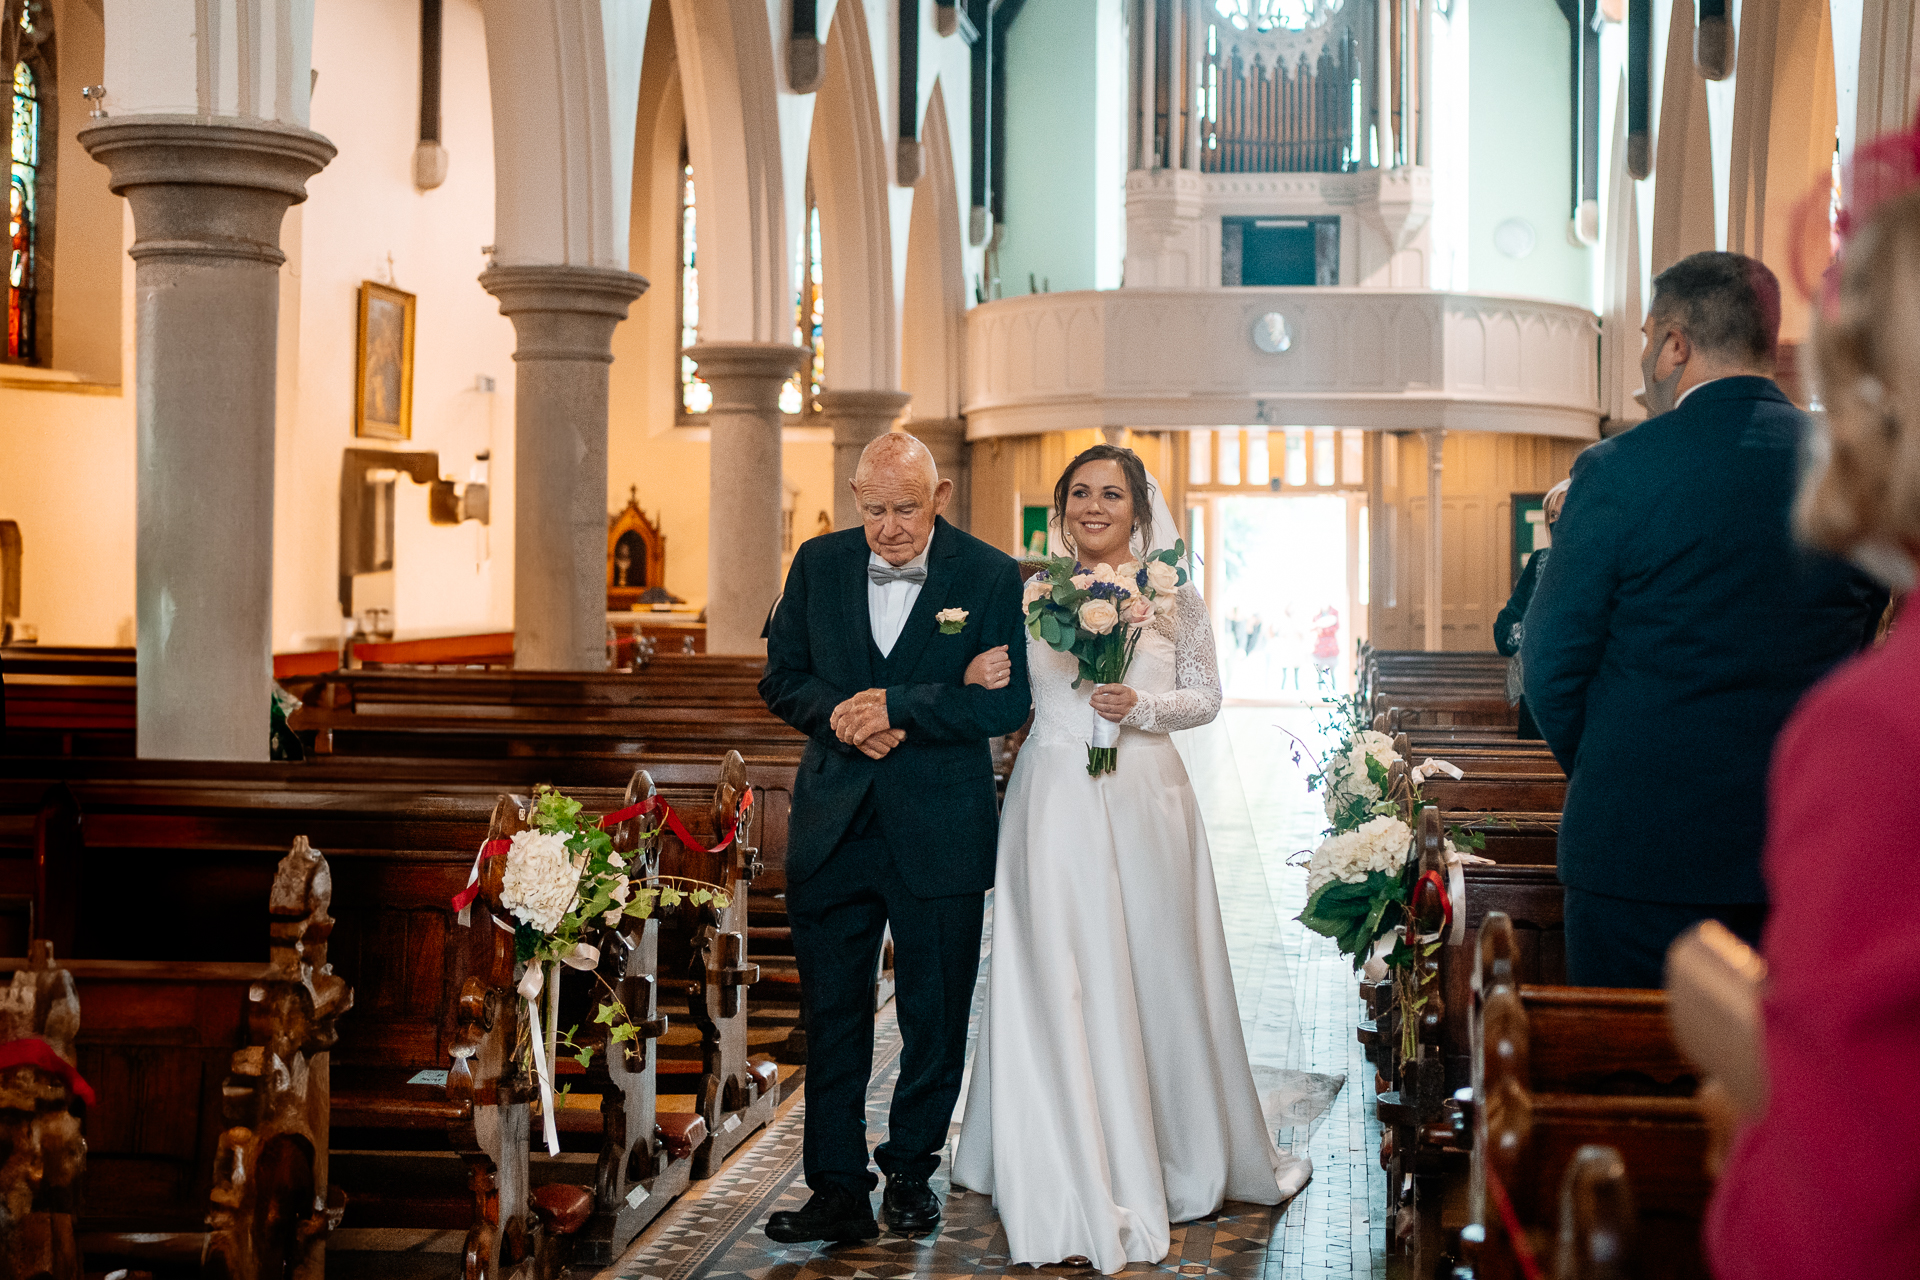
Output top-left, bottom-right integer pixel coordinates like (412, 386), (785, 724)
(1120, 583), (1222, 733)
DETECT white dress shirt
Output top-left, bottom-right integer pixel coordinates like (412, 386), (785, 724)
(867, 534), (933, 658)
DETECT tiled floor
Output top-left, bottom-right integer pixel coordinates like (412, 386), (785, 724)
(603, 707), (1386, 1280)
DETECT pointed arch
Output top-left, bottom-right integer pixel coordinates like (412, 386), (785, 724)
(809, 0), (896, 390)
(902, 79), (967, 420)
(669, 0), (789, 341)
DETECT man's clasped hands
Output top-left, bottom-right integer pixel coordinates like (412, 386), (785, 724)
(830, 643), (1014, 759)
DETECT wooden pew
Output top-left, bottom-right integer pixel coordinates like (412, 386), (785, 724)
(0, 760), (787, 1263)
(450, 777), (697, 1277)
(59, 837), (351, 1277)
(1467, 915), (1709, 1280)
(0, 940), (85, 1280)
(292, 703), (804, 762)
(0, 753), (809, 1064)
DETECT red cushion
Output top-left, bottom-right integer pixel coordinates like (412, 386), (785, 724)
(530, 1183), (594, 1235)
(656, 1112), (708, 1161)
(747, 1058), (779, 1099)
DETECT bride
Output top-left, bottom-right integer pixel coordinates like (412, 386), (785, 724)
(951, 444), (1311, 1272)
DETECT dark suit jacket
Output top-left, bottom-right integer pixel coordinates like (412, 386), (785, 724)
(759, 517), (1032, 899)
(1522, 377), (1886, 904)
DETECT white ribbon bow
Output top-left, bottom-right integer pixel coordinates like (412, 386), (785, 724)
(1409, 757), (1464, 785)
(517, 962), (561, 1156)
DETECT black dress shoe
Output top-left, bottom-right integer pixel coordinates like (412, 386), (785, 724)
(881, 1174), (941, 1234)
(764, 1187), (879, 1244)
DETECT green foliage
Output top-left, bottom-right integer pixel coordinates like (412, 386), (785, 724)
(1300, 870), (1409, 970)
(530, 784), (585, 834)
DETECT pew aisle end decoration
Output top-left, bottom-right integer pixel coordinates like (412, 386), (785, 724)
(1023, 542), (1189, 775)
(1285, 694), (1489, 1059)
(461, 783), (739, 1155)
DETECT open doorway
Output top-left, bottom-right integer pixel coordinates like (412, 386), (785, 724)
(1205, 494), (1359, 704)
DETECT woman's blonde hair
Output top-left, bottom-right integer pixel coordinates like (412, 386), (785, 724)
(1798, 187), (1920, 556)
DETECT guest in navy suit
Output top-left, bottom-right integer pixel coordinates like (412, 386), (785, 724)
(1522, 252), (1886, 988)
(759, 433), (1031, 1242)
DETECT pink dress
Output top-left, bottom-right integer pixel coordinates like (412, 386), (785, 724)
(1706, 598), (1918, 1278)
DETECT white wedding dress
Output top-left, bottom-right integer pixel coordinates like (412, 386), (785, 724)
(952, 583), (1312, 1272)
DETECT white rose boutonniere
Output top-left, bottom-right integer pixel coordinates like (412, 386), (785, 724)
(936, 607), (969, 635)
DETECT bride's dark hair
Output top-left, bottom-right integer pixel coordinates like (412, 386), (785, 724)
(1052, 444), (1157, 556)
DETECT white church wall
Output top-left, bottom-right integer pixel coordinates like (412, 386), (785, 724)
(998, 0), (1106, 295)
(0, 0), (140, 646)
(275, 0), (518, 649)
(1465, 0), (1590, 308)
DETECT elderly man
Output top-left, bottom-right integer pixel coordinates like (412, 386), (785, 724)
(1522, 252), (1886, 988)
(759, 432), (1031, 1242)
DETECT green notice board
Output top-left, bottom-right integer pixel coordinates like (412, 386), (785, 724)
(1021, 505), (1051, 559)
(1512, 493), (1547, 587)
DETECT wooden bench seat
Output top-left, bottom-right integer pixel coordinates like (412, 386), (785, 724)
(0, 758), (795, 1269)
(1468, 915), (1709, 1280)
(53, 838), (350, 1276)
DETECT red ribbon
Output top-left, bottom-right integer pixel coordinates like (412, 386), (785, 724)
(448, 787), (754, 916)
(1483, 1162), (1546, 1280)
(1413, 868), (1453, 941)
(0, 1037), (96, 1106)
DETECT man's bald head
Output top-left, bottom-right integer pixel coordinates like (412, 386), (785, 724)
(854, 433), (939, 494)
(851, 431), (954, 564)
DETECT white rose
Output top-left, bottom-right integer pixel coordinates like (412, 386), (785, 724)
(1123, 596), (1154, 626)
(603, 876), (632, 925)
(1022, 577), (1052, 606)
(1145, 560), (1179, 593)
(499, 828), (583, 934)
(1116, 560), (1143, 583)
(1152, 592), (1178, 618)
(1078, 598), (1120, 635)
(1070, 572), (1097, 591)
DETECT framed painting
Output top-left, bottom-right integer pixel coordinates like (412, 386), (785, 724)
(355, 281), (416, 440)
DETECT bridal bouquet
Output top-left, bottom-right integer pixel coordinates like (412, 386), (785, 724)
(1023, 542), (1188, 776)
(487, 785), (733, 1152)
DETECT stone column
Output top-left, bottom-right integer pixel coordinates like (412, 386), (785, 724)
(689, 343), (807, 656)
(819, 389), (912, 531)
(911, 417), (971, 532)
(1423, 428), (1446, 652)
(480, 265), (648, 671)
(78, 118), (334, 761)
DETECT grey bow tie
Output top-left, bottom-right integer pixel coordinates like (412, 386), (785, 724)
(868, 563), (928, 585)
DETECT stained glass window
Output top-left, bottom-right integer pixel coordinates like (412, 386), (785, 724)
(679, 136), (709, 414)
(782, 172), (824, 417)
(8, 57), (39, 363)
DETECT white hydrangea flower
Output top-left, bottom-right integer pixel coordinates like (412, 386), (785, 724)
(500, 828), (583, 933)
(1322, 729), (1401, 820)
(1305, 815), (1414, 895)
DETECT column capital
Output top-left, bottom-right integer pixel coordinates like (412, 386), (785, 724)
(78, 115), (336, 267)
(481, 264), (650, 364)
(905, 416), (967, 467)
(818, 389), (913, 445)
(686, 343), (807, 412)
